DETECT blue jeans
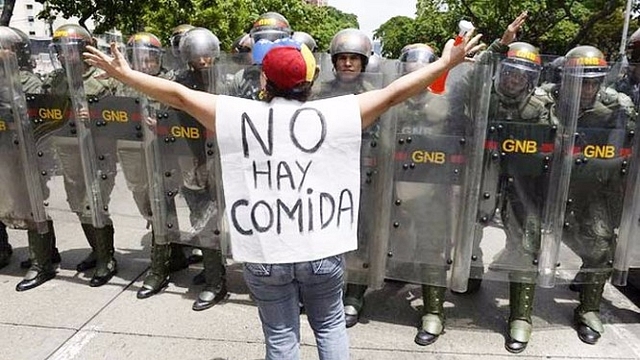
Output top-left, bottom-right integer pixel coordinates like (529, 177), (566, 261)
(243, 255), (349, 360)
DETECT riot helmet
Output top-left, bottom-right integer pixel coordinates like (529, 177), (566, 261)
(126, 32), (163, 76)
(494, 42), (542, 100)
(170, 24), (195, 58)
(541, 56), (565, 85)
(366, 53), (383, 73)
(564, 45), (608, 109)
(7, 27), (34, 70)
(329, 28), (372, 82)
(179, 27), (220, 71)
(292, 31), (317, 52)
(398, 43), (437, 74)
(50, 24), (93, 67)
(249, 12), (292, 42)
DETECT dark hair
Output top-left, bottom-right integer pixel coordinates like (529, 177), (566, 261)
(264, 80), (313, 102)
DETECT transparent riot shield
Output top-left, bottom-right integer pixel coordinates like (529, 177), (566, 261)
(449, 57), (494, 292)
(612, 58), (640, 285)
(385, 62), (473, 287)
(51, 36), (110, 228)
(312, 54), (395, 289)
(0, 46), (48, 234)
(544, 67), (636, 287)
(148, 55), (222, 249)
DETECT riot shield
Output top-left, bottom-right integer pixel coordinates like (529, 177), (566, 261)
(312, 54), (396, 289)
(146, 53), (222, 249)
(385, 62), (474, 287)
(0, 45), (48, 234)
(545, 66), (636, 287)
(52, 36), (109, 228)
(449, 56), (494, 292)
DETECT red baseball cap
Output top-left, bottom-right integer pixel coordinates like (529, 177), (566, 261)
(261, 41), (316, 91)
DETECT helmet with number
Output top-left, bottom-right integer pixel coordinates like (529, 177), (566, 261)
(50, 24), (93, 66)
(494, 42), (542, 99)
(627, 27), (640, 63)
(564, 45), (608, 109)
(564, 45), (608, 78)
(126, 32), (163, 76)
(0, 26), (33, 70)
(292, 31), (317, 52)
(398, 43), (437, 74)
(170, 24), (195, 58)
(179, 27), (220, 71)
(329, 28), (372, 71)
(249, 12), (292, 42)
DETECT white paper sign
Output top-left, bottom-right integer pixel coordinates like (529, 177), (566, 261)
(216, 95), (362, 263)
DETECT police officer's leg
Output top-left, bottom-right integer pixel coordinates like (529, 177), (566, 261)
(193, 248), (228, 311)
(137, 230), (171, 299)
(415, 284), (446, 346)
(575, 270), (610, 344)
(0, 221), (12, 269)
(505, 272), (536, 353)
(16, 224), (55, 291)
(19, 221), (62, 269)
(343, 283), (367, 328)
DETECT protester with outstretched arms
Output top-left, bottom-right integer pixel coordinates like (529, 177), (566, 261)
(85, 32), (481, 360)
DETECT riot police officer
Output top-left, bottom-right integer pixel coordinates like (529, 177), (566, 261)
(554, 45), (637, 345)
(44, 24), (121, 287)
(389, 43), (457, 346)
(482, 42), (557, 353)
(173, 27), (228, 311)
(315, 28), (378, 328)
(229, 12), (292, 100)
(0, 26), (58, 290)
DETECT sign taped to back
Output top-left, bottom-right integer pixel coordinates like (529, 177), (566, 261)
(216, 94), (361, 263)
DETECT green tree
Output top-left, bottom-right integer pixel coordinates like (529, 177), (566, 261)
(36, 0), (358, 52)
(375, 0), (639, 59)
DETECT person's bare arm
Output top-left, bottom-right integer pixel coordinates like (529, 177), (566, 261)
(84, 42), (217, 132)
(358, 32), (484, 128)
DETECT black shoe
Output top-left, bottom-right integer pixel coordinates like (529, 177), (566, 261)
(20, 247), (61, 269)
(505, 336), (528, 353)
(414, 329), (439, 346)
(344, 305), (359, 328)
(576, 323), (600, 345)
(76, 252), (97, 272)
(137, 274), (169, 299)
(89, 260), (117, 287)
(192, 283), (228, 311)
(16, 268), (56, 291)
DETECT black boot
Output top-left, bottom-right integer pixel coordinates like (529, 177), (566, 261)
(193, 249), (228, 311)
(19, 220), (61, 269)
(0, 221), (12, 269)
(415, 285), (446, 346)
(575, 273), (608, 345)
(16, 229), (56, 291)
(89, 225), (117, 287)
(137, 239), (171, 299)
(76, 223), (98, 272)
(343, 283), (367, 328)
(505, 282), (535, 353)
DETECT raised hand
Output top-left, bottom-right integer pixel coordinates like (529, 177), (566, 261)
(441, 29), (485, 67)
(83, 42), (132, 82)
(501, 11), (528, 45)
